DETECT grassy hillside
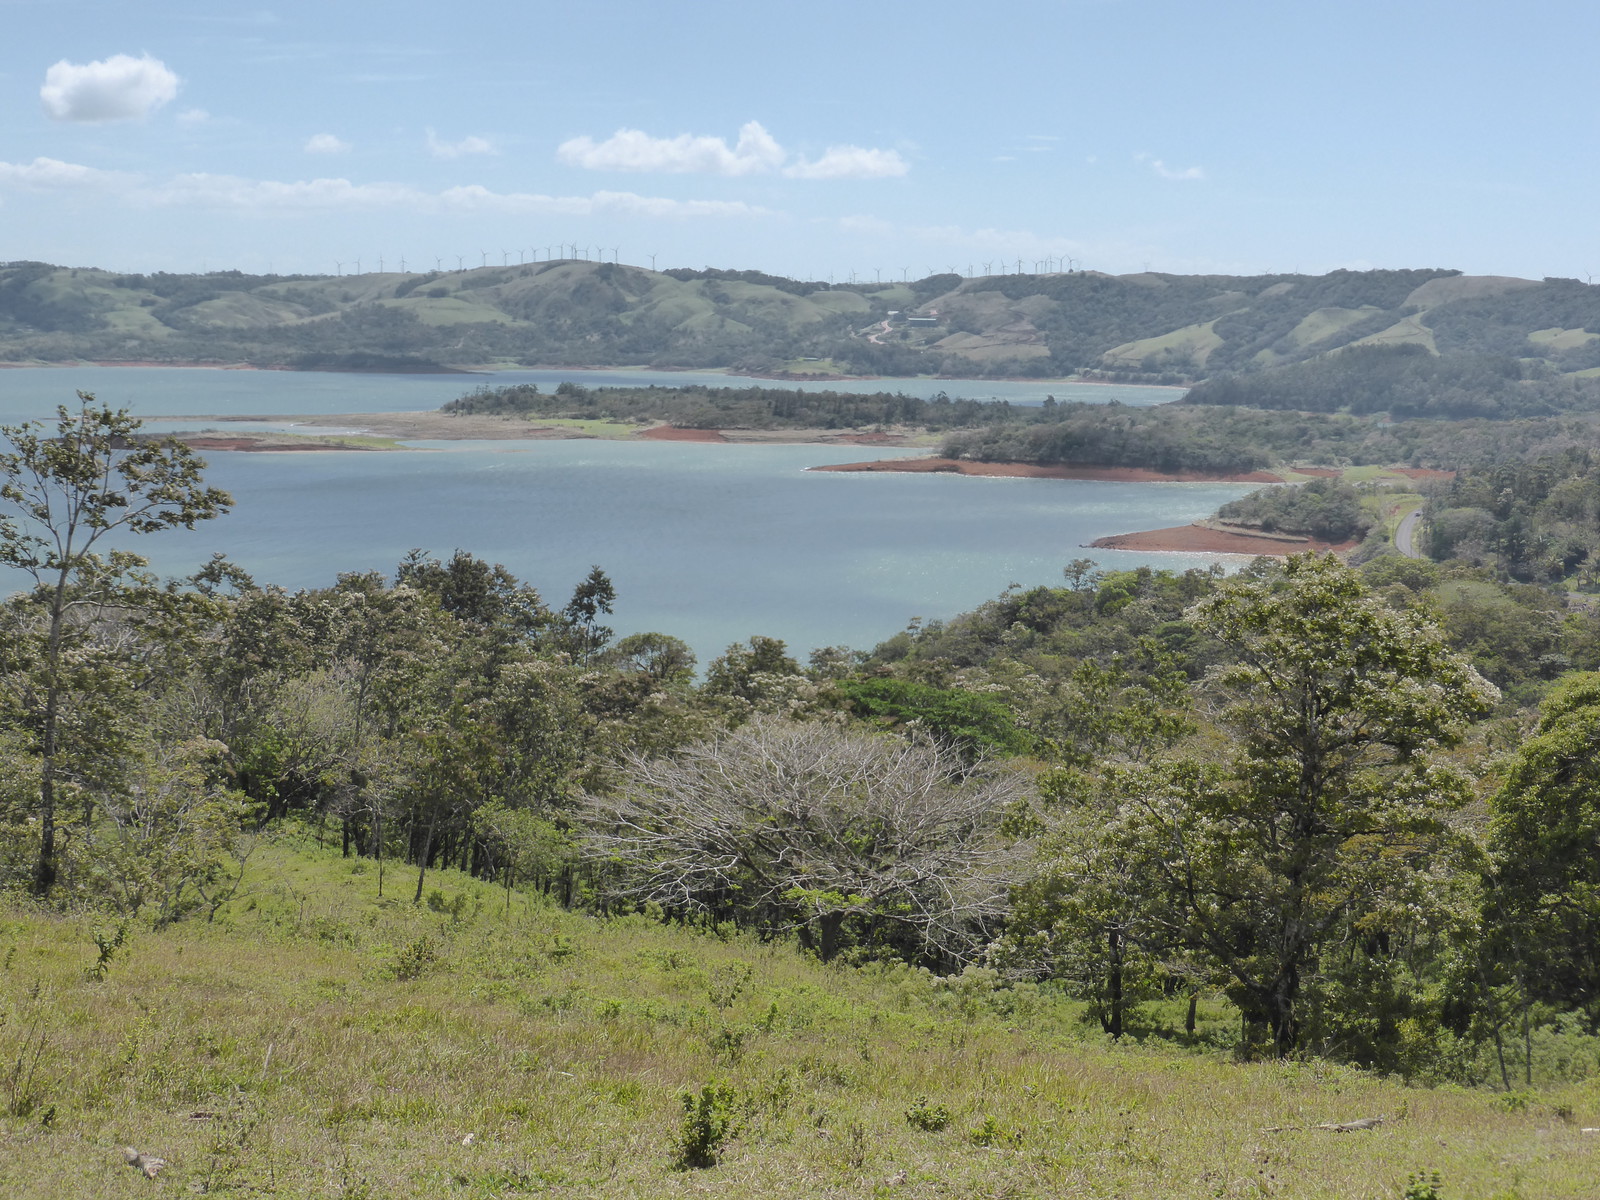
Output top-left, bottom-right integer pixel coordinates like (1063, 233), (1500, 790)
(2, 834), (1595, 1198)
(7, 259), (1600, 385)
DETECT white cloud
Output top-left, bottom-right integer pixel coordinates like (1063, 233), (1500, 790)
(558, 121), (904, 181)
(1151, 159), (1204, 181)
(176, 108), (212, 126)
(305, 133), (352, 155)
(426, 129), (495, 159)
(40, 54), (180, 122)
(783, 146), (908, 180)
(138, 172), (768, 220)
(1136, 152), (1204, 181)
(558, 120), (783, 176)
(0, 156), (135, 190)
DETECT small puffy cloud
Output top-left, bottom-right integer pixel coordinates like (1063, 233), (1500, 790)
(305, 133), (351, 155)
(426, 129), (495, 159)
(0, 156), (135, 190)
(558, 120), (783, 176)
(784, 145), (908, 180)
(40, 54), (180, 122)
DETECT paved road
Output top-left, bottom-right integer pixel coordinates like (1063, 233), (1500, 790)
(1395, 507), (1424, 559)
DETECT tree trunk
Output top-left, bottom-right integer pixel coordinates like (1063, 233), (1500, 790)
(1105, 928), (1124, 1040)
(413, 811), (439, 904)
(1185, 991), (1199, 1036)
(818, 911), (845, 962)
(31, 572), (70, 895)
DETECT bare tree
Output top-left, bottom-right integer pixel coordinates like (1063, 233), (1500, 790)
(582, 718), (1026, 965)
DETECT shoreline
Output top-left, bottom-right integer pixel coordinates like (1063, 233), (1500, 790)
(1091, 524), (1359, 557)
(809, 457), (1283, 483)
(1, 359), (1183, 388)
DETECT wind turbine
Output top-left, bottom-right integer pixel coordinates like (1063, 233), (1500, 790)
(874, 267), (881, 282)
(501, 250), (510, 266)
(982, 261), (992, 276)
(648, 252), (657, 270)
(901, 267), (910, 282)
(435, 257), (443, 272)
(377, 255), (385, 273)
(354, 257), (362, 274)
(611, 246), (620, 264)
(334, 261), (344, 277)
(456, 255), (465, 271)
(399, 257), (407, 273)
(480, 250), (488, 268)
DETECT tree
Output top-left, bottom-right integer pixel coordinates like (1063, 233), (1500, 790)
(1484, 671), (1600, 1020)
(582, 717), (1025, 965)
(0, 393), (232, 893)
(1174, 554), (1496, 1054)
(562, 565), (616, 664)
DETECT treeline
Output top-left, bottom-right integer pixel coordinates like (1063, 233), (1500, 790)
(1215, 476), (1371, 542)
(1186, 344), (1600, 418)
(6, 395), (1600, 1084)
(942, 400), (1600, 474)
(443, 381), (1025, 431)
(1426, 446), (1600, 587)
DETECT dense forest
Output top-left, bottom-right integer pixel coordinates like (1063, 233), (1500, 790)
(5, 394), (1600, 1093)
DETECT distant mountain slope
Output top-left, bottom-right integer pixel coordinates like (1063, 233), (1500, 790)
(4, 259), (1599, 384)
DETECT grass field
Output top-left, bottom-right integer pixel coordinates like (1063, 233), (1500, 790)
(1, 835), (1595, 1198)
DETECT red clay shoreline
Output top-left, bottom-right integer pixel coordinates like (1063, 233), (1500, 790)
(1091, 525), (1359, 557)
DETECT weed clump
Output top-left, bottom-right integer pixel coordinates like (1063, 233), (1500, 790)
(674, 1080), (741, 1169)
(904, 1096), (951, 1131)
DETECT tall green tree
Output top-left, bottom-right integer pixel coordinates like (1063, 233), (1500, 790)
(0, 393), (231, 893)
(1179, 554), (1497, 1054)
(1485, 671), (1600, 1020)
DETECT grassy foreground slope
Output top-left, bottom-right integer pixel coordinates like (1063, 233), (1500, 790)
(2, 837), (1594, 1198)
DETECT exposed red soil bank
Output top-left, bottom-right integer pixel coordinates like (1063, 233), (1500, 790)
(1092, 525), (1358, 556)
(638, 425), (729, 442)
(810, 457), (1282, 483)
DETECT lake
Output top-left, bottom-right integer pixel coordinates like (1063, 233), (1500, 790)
(0, 366), (1249, 665)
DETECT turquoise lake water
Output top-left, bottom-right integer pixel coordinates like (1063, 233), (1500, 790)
(0, 367), (1249, 664)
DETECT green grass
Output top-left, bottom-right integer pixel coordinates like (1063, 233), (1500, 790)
(1, 836), (1596, 1197)
(1101, 320), (1227, 369)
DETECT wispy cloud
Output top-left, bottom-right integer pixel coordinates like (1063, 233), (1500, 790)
(305, 133), (351, 155)
(1136, 152), (1204, 181)
(40, 54), (180, 122)
(426, 129), (495, 159)
(0, 156), (135, 189)
(0, 156), (773, 220)
(783, 145), (907, 180)
(558, 121), (906, 180)
(176, 108), (212, 126)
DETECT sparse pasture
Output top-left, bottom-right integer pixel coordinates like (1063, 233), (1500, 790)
(1, 837), (1595, 1198)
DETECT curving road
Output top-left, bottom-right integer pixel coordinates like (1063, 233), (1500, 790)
(1395, 507), (1424, 559)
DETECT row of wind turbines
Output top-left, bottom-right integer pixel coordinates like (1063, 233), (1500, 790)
(332, 245), (654, 277)
(328, 250), (1086, 281)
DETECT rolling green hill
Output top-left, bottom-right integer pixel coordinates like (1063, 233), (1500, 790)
(5, 259), (1600, 386)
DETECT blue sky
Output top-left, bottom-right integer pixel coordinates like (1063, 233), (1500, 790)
(3, 0), (1597, 282)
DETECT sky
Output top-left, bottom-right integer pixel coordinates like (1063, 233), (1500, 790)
(3, 0), (1598, 283)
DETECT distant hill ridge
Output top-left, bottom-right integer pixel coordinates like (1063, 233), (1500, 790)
(4, 259), (1599, 384)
